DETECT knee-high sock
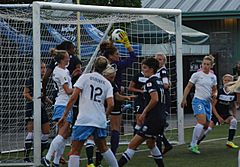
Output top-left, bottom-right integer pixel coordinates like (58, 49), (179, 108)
(95, 149), (103, 166)
(111, 130), (120, 155)
(41, 133), (49, 154)
(45, 135), (64, 161)
(86, 139), (95, 164)
(53, 138), (67, 165)
(197, 127), (212, 145)
(150, 146), (164, 167)
(228, 118), (237, 141)
(191, 124), (204, 147)
(68, 155), (80, 167)
(102, 148), (118, 167)
(118, 148), (135, 167)
(24, 132), (33, 158)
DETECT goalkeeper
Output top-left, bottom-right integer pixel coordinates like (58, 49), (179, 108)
(98, 30), (137, 157)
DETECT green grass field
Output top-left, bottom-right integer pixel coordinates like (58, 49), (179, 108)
(1, 124), (239, 166)
(63, 124), (239, 167)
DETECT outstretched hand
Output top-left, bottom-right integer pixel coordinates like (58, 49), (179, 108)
(116, 31), (131, 49)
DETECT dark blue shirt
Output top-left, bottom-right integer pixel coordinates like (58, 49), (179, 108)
(112, 51), (136, 87)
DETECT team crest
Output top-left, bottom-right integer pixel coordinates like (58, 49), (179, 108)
(146, 82), (152, 87)
(142, 126), (148, 132)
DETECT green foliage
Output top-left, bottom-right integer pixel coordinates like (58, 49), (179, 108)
(72, 0), (142, 7)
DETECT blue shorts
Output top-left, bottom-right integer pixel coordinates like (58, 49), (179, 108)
(192, 97), (212, 121)
(71, 126), (107, 141)
(52, 105), (73, 123)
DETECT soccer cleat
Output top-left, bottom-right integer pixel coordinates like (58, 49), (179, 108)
(189, 146), (200, 154)
(87, 163), (96, 167)
(162, 144), (173, 155)
(41, 157), (50, 167)
(96, 165), (103, 167)
(226, 141), (239, 148)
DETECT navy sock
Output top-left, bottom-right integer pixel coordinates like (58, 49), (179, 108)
(86, 143), (94, 164)
(95, 150), (103, 166)
(228, 129), (236, 141)
(24, 139), (33, 158)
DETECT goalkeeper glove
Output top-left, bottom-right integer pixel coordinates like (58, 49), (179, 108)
(116, 31), (131, 49)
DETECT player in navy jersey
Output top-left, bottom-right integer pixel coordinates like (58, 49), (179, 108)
(118, 57), (165, 167)
(154, 53), (173, 155)
(128, 71), (147, 135)
(181, 55), (217, 154)
(100, 31), (137, 156)
(23, 62), (51, 162)
(197, 74), (238, 148)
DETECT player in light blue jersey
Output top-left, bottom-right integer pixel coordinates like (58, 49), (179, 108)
(181, 55), (217, 154)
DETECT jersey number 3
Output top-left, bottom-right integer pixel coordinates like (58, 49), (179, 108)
(90, 84), (103, 102)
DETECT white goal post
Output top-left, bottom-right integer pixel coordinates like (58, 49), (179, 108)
(0, 2), (183, 166)
(32, 3), (183, 166)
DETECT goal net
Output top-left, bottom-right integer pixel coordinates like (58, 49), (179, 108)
(0, 2), (183, 166)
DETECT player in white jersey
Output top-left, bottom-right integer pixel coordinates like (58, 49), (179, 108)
(197, 74), (238, 148)
(42, 49), (73, 167)
(59, 56), (118, 167)
(181, 55), (217, 154)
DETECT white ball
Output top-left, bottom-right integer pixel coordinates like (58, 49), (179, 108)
(111, 29), (124, 42)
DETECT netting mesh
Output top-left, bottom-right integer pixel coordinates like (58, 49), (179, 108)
(0, 5), (179, 165)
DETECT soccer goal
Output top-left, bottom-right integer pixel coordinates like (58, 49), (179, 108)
(0, 2), (183, 166)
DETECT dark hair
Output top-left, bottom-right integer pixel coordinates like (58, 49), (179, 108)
(99, 41), (117, 59)
(141, 57), (159, 73)
(56, 41), (75, 51)
(94, 56), (108, 74)
(50, 48), (68, 63)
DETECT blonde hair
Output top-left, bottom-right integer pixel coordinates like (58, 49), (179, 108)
(203, 54), (215, 65)
(49, 48), (68, 63)
(222, 74), (233, 81)
(226, 77), (240, 92)
(94, 56), (109, 74)
(102, 64), (117, 76)
(155, 52), (167, 63)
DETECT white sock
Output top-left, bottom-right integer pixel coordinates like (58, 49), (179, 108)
(53, 139), (67, 165)
(191, 124), (204, 147)
(204, 127), (212, 135)
(150, 146), (162, 159)
(122, 148), (135, 162)
(102, 148), (118, 167)
(45, 135), (64, 161)
(68, 155), (80, 167)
